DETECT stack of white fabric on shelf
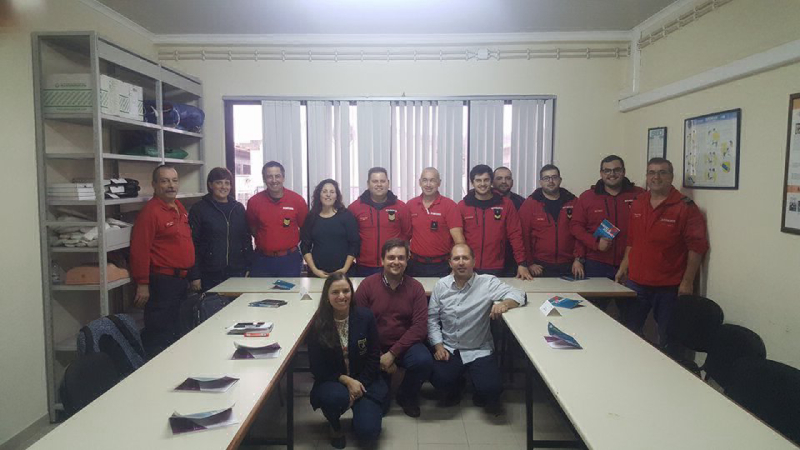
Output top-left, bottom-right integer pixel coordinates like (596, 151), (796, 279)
(50, 214), (131, 248)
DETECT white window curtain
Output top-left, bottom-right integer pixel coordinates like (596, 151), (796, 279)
(468, 100), (505, 169)
(306, 101), (353, 204)
(510, 99), (555, 197)
(392, 101), (435, 201)
(436, 101), (466, 200)
(262, 100), (303, 194)
(356, 101), (392, 190)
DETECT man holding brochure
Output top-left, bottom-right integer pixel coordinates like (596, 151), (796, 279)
(571, 155), (644, 310)
(428, 243), (526, 410)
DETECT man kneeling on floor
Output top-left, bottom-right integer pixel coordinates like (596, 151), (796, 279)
(428, 243), (526, 410)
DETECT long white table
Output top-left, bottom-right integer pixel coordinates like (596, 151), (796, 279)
(504, 293), (796, 450)
(210, 276), (634, 298)
(29, 293), (317, 450)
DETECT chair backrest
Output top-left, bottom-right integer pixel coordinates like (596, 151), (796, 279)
(726, 358), (800, 445)
(77, 314), (145, 377)
(59, 352), (120, 419)
(666, 294), (724, 352)
(704, 323), (766, 390)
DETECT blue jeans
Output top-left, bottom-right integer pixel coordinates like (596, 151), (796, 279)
(355, 265), (383, 277)
(407, 260), (450, 278)
(584, 260), (618, 311)
(430, 351), (503, 405)
(625, 280), (679, 345)
(249, 250), (302, 277)
(310, 379), (386, 441)
(385, 342), (433, 405)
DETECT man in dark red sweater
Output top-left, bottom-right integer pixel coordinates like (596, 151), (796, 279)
(130, 165), (198, 357)
(355, 238), (432, 418)
(246, 161), (308, 277)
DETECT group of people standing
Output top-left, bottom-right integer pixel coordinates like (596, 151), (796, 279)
(128, 154), (708, 447)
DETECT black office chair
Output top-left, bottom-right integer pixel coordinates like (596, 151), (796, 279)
(726, 358), (800, 445)
(663, 295), (724, 374)
(703, 323), (767, 390)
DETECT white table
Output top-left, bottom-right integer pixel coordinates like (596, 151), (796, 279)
(504, 293), (796, 450)
(209, 276), (632, 298)
(29, 293), (317, 450)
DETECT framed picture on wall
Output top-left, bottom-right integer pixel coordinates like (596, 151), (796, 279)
(683, 109), (741, 189)
(781, 94), (800, 234)
(647, 127), (667, 161)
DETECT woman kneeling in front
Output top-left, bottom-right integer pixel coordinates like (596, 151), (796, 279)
(308, 273), (386, 448)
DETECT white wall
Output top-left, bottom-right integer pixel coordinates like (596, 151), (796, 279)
(164, 53), (629, 193)
(0, 0), (155, 444)
(623, 0), (800, 367)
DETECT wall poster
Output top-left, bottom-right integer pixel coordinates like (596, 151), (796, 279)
(782, 94), (800, 234)
(683, 109), (741, 189)
(647, 127), (667, 162)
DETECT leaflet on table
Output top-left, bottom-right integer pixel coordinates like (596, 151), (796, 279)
(232, 341), (282, 359)
(593, 219), (621, 240)
(175, 376), (239, 393)
(248, 299), (288, 308)
(271, 279), (295, 290)
(169, 405), (237, 434)
(544, 322), (582, 349)
(548, 296), (583, 309)
(226, 321), (274, 335)
(559, 275), (590, 282)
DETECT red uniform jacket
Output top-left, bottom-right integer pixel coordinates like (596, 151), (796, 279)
(130, 197), (195, 285)
(518, 188), (578, 265)
(628, 187), (709, 286)
(457, 191), (526, 270)
(571, 179), (644, 267)
(408, 193), (463, 258)
(246, 189), (308, 254)
(348, 190), (411, 268)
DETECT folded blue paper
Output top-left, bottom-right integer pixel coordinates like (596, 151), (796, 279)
(545, 322), (582, 349)
(593, 219), (620, 240)
(548, 296), (583, 309)
(271, 280), (295, 290)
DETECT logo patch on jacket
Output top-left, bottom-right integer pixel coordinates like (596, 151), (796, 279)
(283, 217), (291, 227)
(564, 206), (573, 220)
(387, 209), (397, 221)
(358, 338), (367, 355)
(625, 199), (634, 209)
(493, 208), (502, 220)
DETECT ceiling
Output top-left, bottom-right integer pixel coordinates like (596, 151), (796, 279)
(96, 0), (676, 36)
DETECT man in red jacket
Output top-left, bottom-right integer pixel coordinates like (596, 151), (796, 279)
(519, 164), (581, 278)
(246, 161), (308, 277)
(349, 167), (411, 277)
(571, 155), (644, 309)
(458, 165), (532, 279)
(130, 165), (198, 357)
(615, 158), (709, 345)
(355, 238), (432, 418)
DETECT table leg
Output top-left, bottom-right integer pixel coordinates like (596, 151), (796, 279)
(287, 366), (294, 450)
(526, 362), (533, 450)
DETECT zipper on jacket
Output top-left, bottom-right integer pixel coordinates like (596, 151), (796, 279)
(212, 200), (234, 267)
(478, 206), (486, 269)
(612, 198), (618, 267)
(375, 208), (381, 267)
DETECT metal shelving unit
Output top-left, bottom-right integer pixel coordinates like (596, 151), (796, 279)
(32, 31), (205, 421)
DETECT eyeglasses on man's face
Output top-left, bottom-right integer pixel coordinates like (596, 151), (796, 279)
(646, 170), (672, 177)
(601, 168), (624, 175)
(540, 175), (561, 182)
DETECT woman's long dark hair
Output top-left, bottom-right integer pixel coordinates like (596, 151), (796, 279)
(309, 179), (345, 217)
(312, 272), (356, 349)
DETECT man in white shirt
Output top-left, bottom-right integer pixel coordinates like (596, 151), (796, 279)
(428, 243), (526, 408)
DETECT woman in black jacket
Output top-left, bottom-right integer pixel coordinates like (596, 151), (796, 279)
(188, 167), (253, 291)
(308, 273), (386, 448)
(300, 179), (360, 278)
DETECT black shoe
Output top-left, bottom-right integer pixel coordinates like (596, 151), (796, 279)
(395, 394), (421, 418)
(330, 435), (346, 449)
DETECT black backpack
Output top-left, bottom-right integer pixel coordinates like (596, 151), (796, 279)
(59, 352), (119, 419)
(179, 292), (233, 336)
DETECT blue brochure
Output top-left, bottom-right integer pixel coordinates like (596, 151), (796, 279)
(593, 219), (620, 240)
(271, 279), (295, 290)
(545, 322), (582, 349)
(548, 296), (583, 309)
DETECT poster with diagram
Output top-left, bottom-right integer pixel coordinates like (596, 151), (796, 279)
(781, 95), (800, 234)
(683, 109), (741, 189)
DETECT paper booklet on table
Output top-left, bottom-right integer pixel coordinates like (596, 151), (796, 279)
(544, 322), (583, 349)
(549, 296), (583, 309)
(232, 341), (282, 359)
(226, 321), (274, 335)
(271, 279), (295, 290)
(593, 219), (621, 240)
(175, 376), (239, 393)
(169, 405), (237, 434)
(248, 299), (288, 308)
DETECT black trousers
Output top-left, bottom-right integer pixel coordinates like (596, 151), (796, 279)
(407, 259), (450, 277)
(142, 273), (188, 359)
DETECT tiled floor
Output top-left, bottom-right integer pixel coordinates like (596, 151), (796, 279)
(245, 372), (582, 450)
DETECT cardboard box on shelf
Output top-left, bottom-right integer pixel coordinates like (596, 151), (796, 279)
(127, 83), (144, 121)
(43, 74), (92, 114)
(100, 74), (118, 116)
